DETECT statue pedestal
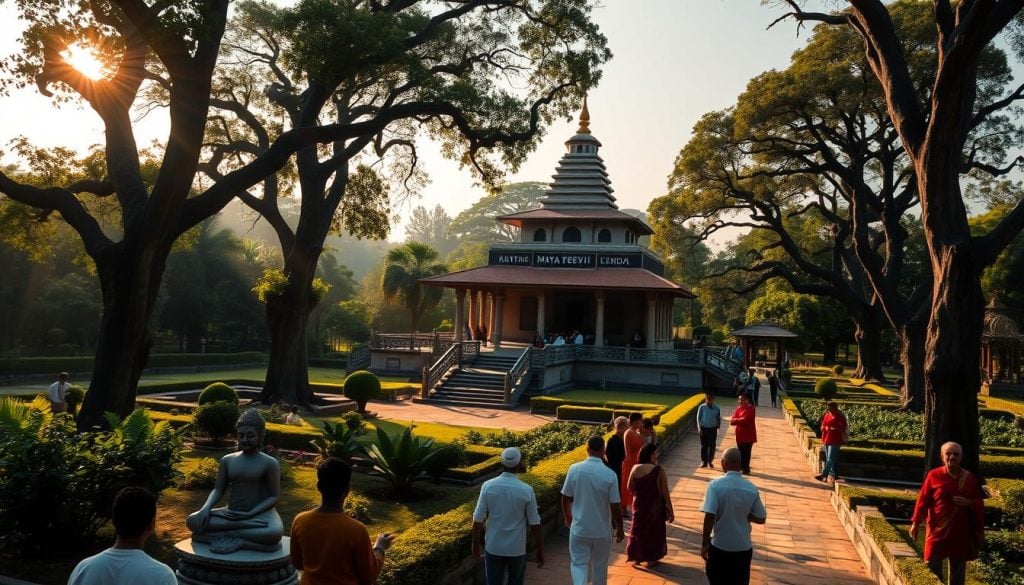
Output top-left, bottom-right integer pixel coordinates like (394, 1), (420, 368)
(174, 538), (298, 585)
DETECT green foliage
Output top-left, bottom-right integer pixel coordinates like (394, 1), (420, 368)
(0, 401), (183, 552)
(344, 370), (382, 413)
(65, 384), (86, 414)
(193, 401), (241, 446)
(814, 378), (839, 400)
(253, 268), (290, 303)
(976, 549), (1024, 585)
(198, 382), (240, 405)
(832, 364), (844, 375)
(312, 420), (364, 463)
(555, 405), (613, 424)
(985, 531), (1024, 563)
(364, 425), (442, 498)
(342, 410), (364, 432)
(425, 442), (467, 483)
(179, 457), (221, 490)
(381, 242), (448, 332)
(449, 182), (547, 243)
(1001, 481), (1024, 527)
(325, 300), (373, 343)
(464, 421), (595, 467)
(344, 493), (373, 525)
(779, 368), (793, 383)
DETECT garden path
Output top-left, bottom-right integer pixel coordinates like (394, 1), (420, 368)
(523, 404), (875, 585)
(366, 400), (553, 431)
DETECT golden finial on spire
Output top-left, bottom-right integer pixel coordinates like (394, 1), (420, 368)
(577, 95), (590, 134)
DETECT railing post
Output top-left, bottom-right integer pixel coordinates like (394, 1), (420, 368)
(625, 347), (631, 362)
(421, 366), (429, 399)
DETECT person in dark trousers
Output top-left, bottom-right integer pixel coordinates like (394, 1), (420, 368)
(697, 392), (722, 469)
(700, 448), (767, 585)
(605, 416), (629, 513)
(767, 373), (780, 407)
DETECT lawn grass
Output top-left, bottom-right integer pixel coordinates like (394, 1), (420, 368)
(553, 389), (695, 406)
(303, 416), (519, 444)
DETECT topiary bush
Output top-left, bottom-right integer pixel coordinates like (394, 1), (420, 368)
(343, 371), (381, 414)
(426, 442), (467, 483)
(193, 401), (240, 446)
(179, 457), (221, 490)
(814, 378), (839, 400)
(342, 410), (364, 432)
(65, 385), (86, 415)
(832, 365), (845, 375)
(198, 382), (239, 405)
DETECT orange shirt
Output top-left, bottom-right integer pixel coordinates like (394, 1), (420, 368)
(290, 510), (382, 585)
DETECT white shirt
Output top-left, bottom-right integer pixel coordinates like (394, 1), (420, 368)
(699, 471), (766, 552)
(573, 334), (584, 345)
(472, 472), (542, 556)
(553, 336), (566, 346)
(68, 548), (177, 585)
(561, 456), (620, 538)
(48, 380), (68, 404)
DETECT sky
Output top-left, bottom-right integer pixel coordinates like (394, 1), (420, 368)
(0, 1), (820, 245)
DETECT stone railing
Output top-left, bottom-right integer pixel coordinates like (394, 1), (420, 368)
(705, 350), (740, 377)
(421, 343), (461, 399)
(372, 331), (454, 353)
(345, 344), (371, 373)
(504, 346), (533, 403)
(531, 345), (706, 368)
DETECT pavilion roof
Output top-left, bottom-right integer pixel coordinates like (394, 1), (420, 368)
(494, 208), (654, 235)
(419, 265), (694, 297)
(731, 321), (799, 339)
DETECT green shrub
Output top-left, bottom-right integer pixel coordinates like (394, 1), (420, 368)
(344, 371), (381, 413)
(0, 400), (184, 552)
(426, 442), (467, 483)
(364, 425), (442, 498)
(342, 411), (364, 432)
(197, 382), (239, 405)
(193, 401), (240, 446)
(530, 396), (568, 414)
(312, 420), (364, 462)
(814, 378), (839, 400)
(179, 457), (220, 490)
(65, 385), (86, 415)
(444, 446), (503, 482)
(345, 493), (373, 524)
(555, 405), (613, 423)
(465, 421), (593, 466)
(832, 365), (844, 375)
(1000, 481), (1024, 528)
(985, 531), (1024, 563)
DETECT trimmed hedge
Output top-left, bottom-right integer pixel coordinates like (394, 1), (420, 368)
(530, 396), (664, 415)
(444, 445), (503, 482)
(148, 411), (322, 452)
(376, 394), (704, 585)
(0, 352), (266, 376)
(555, 405), (613, 424)
(138, 379), (259, 395)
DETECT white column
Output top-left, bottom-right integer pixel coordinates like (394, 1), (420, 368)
(467, 289), (478, 338)
(537, 291), (546, 338)
(486, 292), (495, 345)
(454, 288), (465, 342)
(645, 292), (657, 349)
(595, 291), (606, 347)
(492, 293), (505, 349)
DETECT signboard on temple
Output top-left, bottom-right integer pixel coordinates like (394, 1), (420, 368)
(488, 250), (662, 273)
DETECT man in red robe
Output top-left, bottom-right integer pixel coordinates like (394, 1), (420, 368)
(910, 442), (985, 585)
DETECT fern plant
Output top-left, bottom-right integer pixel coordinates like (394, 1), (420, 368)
(312, 420), (365, 463)
(364, 424), (442, 498)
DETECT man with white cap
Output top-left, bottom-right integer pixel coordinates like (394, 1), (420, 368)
(472, 447), (544, 585)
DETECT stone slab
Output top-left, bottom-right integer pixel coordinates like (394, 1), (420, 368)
(174, 537), (297, 585)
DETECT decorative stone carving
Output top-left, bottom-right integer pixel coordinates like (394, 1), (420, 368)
(174, 538), (298, 585)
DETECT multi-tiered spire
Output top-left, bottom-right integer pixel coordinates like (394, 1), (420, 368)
(539, 98), (618, 210)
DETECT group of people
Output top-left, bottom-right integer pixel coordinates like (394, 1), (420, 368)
(533, 329), (588, 347)
(733, 367), (781, 408)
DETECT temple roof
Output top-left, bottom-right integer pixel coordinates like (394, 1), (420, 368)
(537, 98), (618, 210)
(495, 208), (653, 235)
(420, 265), (694, 297)
(984, 297), (1023, 340)
(731, 321), (799, 339)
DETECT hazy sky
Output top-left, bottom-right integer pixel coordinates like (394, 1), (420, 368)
(0, 1), (819, 243)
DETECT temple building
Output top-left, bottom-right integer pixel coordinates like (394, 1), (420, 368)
(420, 101), (694, 350)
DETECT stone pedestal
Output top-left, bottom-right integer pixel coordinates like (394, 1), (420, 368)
(174, 538), (298, 585)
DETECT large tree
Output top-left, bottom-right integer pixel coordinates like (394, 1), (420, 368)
(198, 0), (609, 405)
(405, 205), (457, 257)
(777, 1), (1024, 472)
(381, 242), (448, 331)
(448, 181), (547, 242)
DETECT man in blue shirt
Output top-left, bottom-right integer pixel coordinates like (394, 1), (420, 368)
(697, 391), (722, 469)
(699, 448), (767, 585)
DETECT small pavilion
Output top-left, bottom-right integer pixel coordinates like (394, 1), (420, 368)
(730, 321), (798, 371)
(420, 101), (694, 350)
(981, 297), (1023, 385)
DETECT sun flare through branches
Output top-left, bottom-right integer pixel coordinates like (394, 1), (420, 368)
(61, 42), (109, 80)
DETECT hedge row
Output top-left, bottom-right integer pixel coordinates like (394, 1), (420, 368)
(147, 411), (322, 452)
(840, 486), (1007, 527)
(530, 396), (665, 415)
(445, 445), (503, 482)
(553, 405), (662, 424)
(376, 394), (704, 585)
(861, 516), (942, 585)
(846, 439), (1024, 458)
(0, 353), (266, 375)
(138, 379), (259, 395)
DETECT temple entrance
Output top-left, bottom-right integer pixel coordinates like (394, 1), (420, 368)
(552, 292), (593, 337)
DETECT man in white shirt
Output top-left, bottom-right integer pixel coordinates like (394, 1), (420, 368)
(572, 330), (584, 345)
(48, 371), (69, 414)
(699, 447), (767, 585)
(560, 436), (624, 585)
(472, 447), (544, 585)
(68, 487), (177, 585)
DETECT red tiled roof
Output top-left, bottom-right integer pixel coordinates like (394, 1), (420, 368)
(420, 266), (694, 297)
(495, 209), (653, 234)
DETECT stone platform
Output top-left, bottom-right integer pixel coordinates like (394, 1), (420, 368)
(174, 538), (297, 585)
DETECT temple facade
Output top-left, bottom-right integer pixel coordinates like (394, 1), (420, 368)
(421, 102), (694, 350)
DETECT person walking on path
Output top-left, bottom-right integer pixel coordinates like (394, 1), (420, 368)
(605, 416), (628, 510)
(625, 444), (674, 568)
(290, 458), (395, 585)
(767, 372), (780, 407)
(49, 371), (70, 414)
(620, 412), (644, 518)
(910, 441), (985, 585)
(561, 436), (625, 585)
(731, 393), (757, 475)
(472, 447), (544, 585)
(748, 368), (761, 405)
(697, 392), (722, 469)
(68, 487), (177, 585)
(816, 401), (848, 484)
(699, 447), (767, 585)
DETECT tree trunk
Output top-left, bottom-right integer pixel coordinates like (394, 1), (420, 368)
(923, 247), (984, 475)
(898, 319), (927, 412)
(822, 340), (838, 364)
(77, 247), (165, 431)
(853, 309), (887, 381)
(260, 250), (319, 406)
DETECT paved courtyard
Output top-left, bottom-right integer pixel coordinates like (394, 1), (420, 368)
(368, 399), (553, 430)
(524, 403), (875, 585)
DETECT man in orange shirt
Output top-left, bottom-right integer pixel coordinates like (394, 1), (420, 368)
(290, 458), (395, 584)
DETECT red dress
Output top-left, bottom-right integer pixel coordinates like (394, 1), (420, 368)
(731, 404), (757, 444)
(621, 428), (644, 508)
(626, 465), (667, 563)
(911, 467), (985, 561)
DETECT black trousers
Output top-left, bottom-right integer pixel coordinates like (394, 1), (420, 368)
(706, 545), (753, 585)
(738, 442), (753, 473)
(699, 427), (718, 464)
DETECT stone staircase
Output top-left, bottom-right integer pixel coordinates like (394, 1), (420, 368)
(423, 353), (521, 408)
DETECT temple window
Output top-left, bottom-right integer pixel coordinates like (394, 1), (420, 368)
(597, 229), (611, 243)
(562, 227), (582, 242)
(533, 228), (547, 242)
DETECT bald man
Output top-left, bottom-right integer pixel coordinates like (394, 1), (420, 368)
(699, 448), (766, 585)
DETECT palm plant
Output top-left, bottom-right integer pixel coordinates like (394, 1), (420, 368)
(381, 242), (448, 331)
(364, 424), (443, 498)
(312, 420), (365, 463)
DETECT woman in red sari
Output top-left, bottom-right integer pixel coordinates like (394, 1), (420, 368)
(620, 412), (645, 518)
(625, 444), (674, 568)
(910, 441), (985, 585)
(730, 393), (757, 474)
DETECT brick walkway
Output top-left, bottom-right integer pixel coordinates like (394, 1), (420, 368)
(368, 400), (552, 431)
(524, 403), (874, 585)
